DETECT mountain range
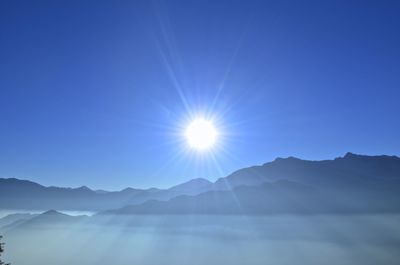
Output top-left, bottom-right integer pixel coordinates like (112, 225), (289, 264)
(0, 177), (212, 211)
(1, 152), (400, 214)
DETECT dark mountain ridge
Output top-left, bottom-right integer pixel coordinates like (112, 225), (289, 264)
(213, 152), (400, 190)
(1, 153), (399, 213)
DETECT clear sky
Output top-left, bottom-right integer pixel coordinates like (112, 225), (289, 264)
(1, 0), (399, 190)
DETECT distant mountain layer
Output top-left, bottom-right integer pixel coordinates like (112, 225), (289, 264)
(1, 153), (400, 213)
(0, 213), (38, 228)
(0, 177), (212, 211)
(105, 179), (399, 215)
(0, 210), (86, 231)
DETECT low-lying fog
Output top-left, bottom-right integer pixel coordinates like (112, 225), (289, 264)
(2, 214), (400, 265)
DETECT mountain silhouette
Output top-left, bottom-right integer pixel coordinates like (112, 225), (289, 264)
(213, 153), (400, 190)
(1, 153), (399, 213)
(104, 153), (400, 215)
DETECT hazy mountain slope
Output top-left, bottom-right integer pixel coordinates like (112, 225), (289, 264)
(169, 178), (212, 194)
(1, 210), (87, 231)
(105, 178), (400, 215)
(0, 178), (146, 210)
(104, 180), (322, 215)
(0, 213), (38, 228)
(0, 178), (214, 211)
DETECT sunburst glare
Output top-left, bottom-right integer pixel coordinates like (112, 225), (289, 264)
(185, 118), (218, 151)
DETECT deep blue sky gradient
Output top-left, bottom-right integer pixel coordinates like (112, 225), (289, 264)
(1, 0), (399, 189)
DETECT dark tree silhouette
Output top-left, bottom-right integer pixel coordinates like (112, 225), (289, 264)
(0, 235), (10, 265)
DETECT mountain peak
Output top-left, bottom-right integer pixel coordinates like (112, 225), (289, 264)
(344, 152), (358, 158)
(77, 186), (91, 191)
(42, 210), (64, 216)
(191, 177), (212, 183)
(120, 187), (141, 193)
(169, 178), (212, 192)
(270, 156), (302, 164)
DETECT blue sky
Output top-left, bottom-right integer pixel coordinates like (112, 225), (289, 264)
(1, 0), (399, 190)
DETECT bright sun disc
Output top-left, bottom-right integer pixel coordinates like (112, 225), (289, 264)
(185, 119), (217, 150)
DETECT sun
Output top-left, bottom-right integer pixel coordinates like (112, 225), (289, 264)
(185, 118), (218, 150)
